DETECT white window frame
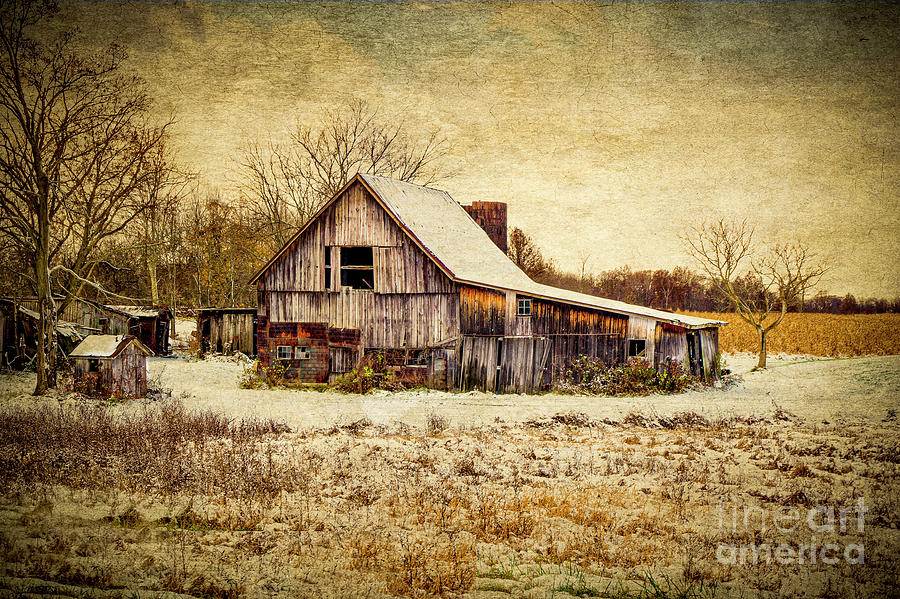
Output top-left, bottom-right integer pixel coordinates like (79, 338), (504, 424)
(276, 345), (292, 360)
(295, 346), (311, 360)
(517, 297), (532, 317)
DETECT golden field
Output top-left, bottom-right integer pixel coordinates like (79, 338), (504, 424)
(685, 312), (900, 357)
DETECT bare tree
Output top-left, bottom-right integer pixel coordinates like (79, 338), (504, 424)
(236, 99), (450, 253)
(683, 219), (827, 369)
(0, 0), (169, 392)
(131, 133), (195, 304)
(508, 227), (554, 281)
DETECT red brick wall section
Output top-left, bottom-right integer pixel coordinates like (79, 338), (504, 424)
(257, 319), (360, 383)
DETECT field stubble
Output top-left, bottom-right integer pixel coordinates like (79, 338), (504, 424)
(0, 396), (897, 599)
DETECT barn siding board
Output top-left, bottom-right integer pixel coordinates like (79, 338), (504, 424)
(654, 323), (689, 369)
(199, 310), (257, 355)
(460, 286), (505, 336)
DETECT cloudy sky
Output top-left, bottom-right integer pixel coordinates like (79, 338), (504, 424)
(63, 2), (899, 297)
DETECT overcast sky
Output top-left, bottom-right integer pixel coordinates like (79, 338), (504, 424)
(63, 2), (899, 298)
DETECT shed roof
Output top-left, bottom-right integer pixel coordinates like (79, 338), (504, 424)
(252, 173), (726, 329)
(14, 305), (87, 340)
(105, 305), (170, 319)
(69, 335), (152, 359)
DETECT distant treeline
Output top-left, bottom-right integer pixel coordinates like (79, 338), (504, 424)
(507, 228), (899, 315)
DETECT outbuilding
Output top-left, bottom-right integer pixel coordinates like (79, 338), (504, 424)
(197, 308), (257, 356)
(76, 301), (172, 355)
(69, 335), (152, 398)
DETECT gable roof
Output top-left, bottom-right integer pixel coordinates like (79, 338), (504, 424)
(251, 173), (726, 329)
(69, 335), (152, 359)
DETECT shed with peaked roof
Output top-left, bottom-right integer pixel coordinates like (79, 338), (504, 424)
(69, 335), (152, 398)
(250, 173), (727, 392)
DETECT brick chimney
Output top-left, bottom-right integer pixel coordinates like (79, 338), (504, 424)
(463, 201), (508, 254)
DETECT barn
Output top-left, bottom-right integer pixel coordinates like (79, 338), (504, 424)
(69, 335), (152, 398)
(197, 308), (257, 356)
(250, 173), (726, 392)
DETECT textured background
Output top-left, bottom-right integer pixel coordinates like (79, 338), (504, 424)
(58, 1), (899, 297)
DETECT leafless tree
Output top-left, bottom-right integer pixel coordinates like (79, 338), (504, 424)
(0, 0), (170, 393)
(236, 99), (450, 253)
(508, 227), (554, 281)
(130, 133), (195, 304)
(684, 219), (827, 369)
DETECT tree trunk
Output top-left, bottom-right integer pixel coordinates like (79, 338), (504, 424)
(148, 258), (159, 304)
(34, 183), (57, 394)
(756, 327), (767, 370)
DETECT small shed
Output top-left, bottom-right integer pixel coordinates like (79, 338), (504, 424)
(69, 335), (152, 398)
(77, 301), (172, 356)
(0, 298), (89, 369)
(197, 308), (257, 356)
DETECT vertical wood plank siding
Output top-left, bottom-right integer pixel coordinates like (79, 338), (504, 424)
(259, 181), (460, 350)
(654, 322), (689, 368)
(264, 290), (458, 349)
(699, 327), (719, 378)
(460, 286), (506, 336)
(627, 316), (656, 363)
(199, 311), (257, 355)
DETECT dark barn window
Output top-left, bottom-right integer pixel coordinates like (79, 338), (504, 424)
(628, 339), (647, 358)
(276, 345), (292, 360)
(340, 246), (374, 290)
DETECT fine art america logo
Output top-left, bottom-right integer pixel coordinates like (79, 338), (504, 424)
(716, 497), (866, 565)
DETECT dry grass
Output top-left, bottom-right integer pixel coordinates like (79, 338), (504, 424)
(0, 399), (897, 598)
(685, 312), (900, 357)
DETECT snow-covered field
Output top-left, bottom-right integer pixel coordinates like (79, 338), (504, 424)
(137, 352), (899, 430)
(0, 352), (897, 598)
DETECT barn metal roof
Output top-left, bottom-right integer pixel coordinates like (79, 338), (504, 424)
(69, 335), (152, 359)
(105, 305), (169, 318)
(250, 173), (726, 330)
(359, 174), (726, 329)
(15, 305), (88, 340)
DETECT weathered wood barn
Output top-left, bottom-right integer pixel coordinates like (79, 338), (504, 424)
(75, 301), (172, 355)
(250, 173), (726, 392)
(197, 308), (257, 356)
(69, 335), (152, 398)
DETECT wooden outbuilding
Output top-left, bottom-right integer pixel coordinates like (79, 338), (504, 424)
(0, 298), (88, 369)
(75, 301), (172, 356)
(69, 335), (151, 398)
(249, 173), (726, 392)
(197, 308), (258, 356)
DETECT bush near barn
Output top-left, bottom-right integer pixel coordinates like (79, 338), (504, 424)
(685, 312), (900, 357)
